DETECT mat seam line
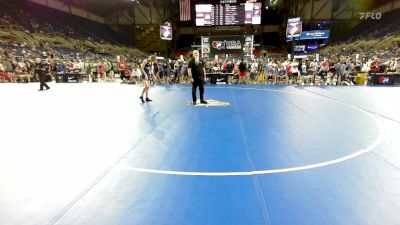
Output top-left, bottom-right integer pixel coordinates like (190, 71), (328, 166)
(231, 88), (272, 225)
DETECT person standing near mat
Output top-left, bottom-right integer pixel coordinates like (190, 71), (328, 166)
(238, 58), (247, 84)
(139, 55), (156, 103)
(35, 58), (50, 91)
(188, 50), (207, 105)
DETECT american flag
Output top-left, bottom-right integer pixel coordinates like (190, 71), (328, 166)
(179, 0), (191, 21)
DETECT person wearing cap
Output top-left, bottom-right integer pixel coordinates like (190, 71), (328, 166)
(139, 55), (156, 103)
(188, 50), (207, 105)
(35, 58), (50, 91)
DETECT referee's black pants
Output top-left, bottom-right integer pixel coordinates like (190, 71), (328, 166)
(39, 74), (50, 90)
(192, 79), (204, 103)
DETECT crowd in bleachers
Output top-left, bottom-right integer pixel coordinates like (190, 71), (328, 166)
(0, 39), (193, 85)
(336, 8), (400, 44)
(0, 43), (138, 83)
(1, 40), (399, 85)
(187, 52), (399, 85)
(0, 0), (146, 83)
(0, 0), (129, 44)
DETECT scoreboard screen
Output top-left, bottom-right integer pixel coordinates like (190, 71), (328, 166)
(195, 2), (262, 26)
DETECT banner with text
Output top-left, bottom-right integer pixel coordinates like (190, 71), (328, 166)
(202, 35), (253, 59)
(300, 30), (330, 40)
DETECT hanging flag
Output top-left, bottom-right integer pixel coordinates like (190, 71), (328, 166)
(179, 0), (191, 21)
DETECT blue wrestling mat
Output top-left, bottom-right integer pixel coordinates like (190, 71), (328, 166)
(1, 84), (400, 225)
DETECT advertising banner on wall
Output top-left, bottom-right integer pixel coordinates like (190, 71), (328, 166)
(300, 30), (330, 40)
(307, 44), (319, 52)
(294, 45), (306, 52)
(201, 35), (253, 59)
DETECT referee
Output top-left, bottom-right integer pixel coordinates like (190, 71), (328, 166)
(188, 50), (207, 105)
(35, 58), (50, 91)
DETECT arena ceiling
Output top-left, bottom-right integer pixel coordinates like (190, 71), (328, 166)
(58, 0), (395, 18)
(60, 0), (173, 16)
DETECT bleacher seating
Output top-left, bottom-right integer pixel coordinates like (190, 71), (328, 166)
(0, 0), (132, 46)
(336, 8), (400, 43)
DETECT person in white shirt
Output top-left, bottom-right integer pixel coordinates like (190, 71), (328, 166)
(73, 60), (81, 73)
(361, 61), (371, 73)
(309, 59), (318, 85)
(290, 59), (299, 84)
(388, 58), (398, 73)
(79, 60), (85, 73)
(130, 65), (142, 84)
(250, 61), (259, 82)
